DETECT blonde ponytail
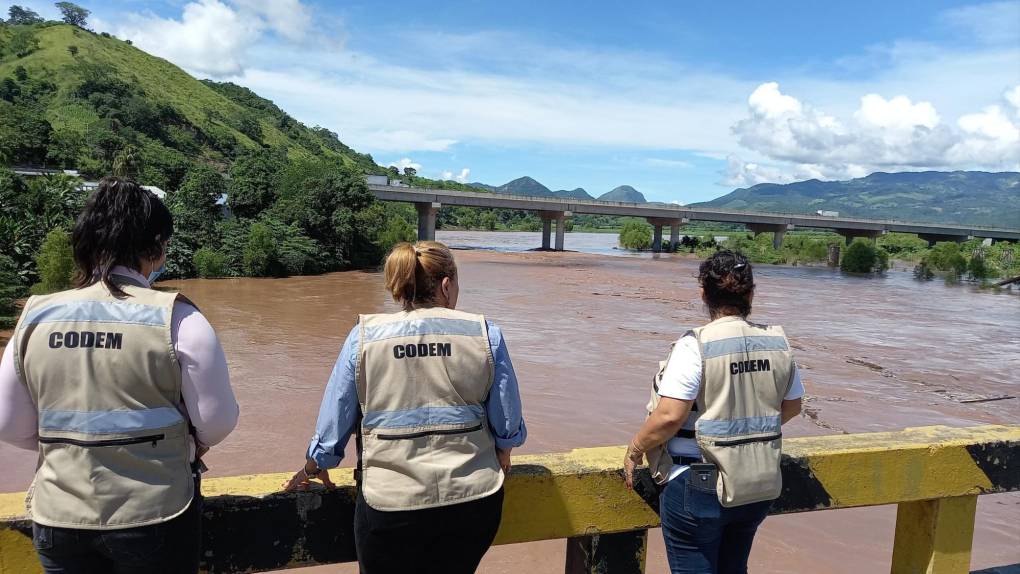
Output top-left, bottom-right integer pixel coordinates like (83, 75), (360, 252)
(384, 241), (457, 311)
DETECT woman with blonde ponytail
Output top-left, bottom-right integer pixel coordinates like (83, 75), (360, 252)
(284, 240), (527, 574)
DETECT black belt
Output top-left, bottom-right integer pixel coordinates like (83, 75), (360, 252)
(671, 455), (702, 466)
(675, 429), (696, 439)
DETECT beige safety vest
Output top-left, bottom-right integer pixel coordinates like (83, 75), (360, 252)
(12, 275), (193, 529)
(692, 316), (794, 507)
(355, 307), (502, 511)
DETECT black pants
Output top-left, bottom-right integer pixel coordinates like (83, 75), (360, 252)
(32, 477), (203, 574)
(355, 488), (504, 574)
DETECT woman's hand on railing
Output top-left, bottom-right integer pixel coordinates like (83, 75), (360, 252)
(497, 447), (512, 474)
(623, 444), (643, 489)
(281, 461), (336, 492)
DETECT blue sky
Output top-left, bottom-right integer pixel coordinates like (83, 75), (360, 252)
(6, 0), (1019, 202)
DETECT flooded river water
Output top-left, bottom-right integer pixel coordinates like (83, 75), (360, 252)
(2, 231), (1017, 572)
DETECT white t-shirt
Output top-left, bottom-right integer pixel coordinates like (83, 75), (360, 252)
(656, 333), (805, 481)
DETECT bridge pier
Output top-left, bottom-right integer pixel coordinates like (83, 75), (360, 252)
(747, 223), (793, 249)
(918, 233), (969, 248)
(415, 202), (441, 241)
(647, 218), (685, 253)
(540, 211), (570, 251)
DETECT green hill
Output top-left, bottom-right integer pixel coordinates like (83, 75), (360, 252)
(0, 21), (382, 188)
(695, 171), (1020, 228)
(598, 185), (646, 203)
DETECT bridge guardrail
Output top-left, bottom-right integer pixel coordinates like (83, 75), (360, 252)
(1, 424), (1017, 573)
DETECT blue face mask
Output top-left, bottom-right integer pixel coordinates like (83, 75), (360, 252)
(147, 263), (166, 285)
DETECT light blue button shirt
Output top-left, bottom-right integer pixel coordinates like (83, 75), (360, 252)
(307, 321), (528, 469)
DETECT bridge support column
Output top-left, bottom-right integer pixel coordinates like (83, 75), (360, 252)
(652, 224), (663, 252)
(540, 211), (570, 251)
(647, 218), (684, 253)
(891, 495), (976, 574)
(554, 212), (570, 252)
(748, 223), (793, 250)
(415, 202), (440, 241)
(918, 233), (969, 248)
(565, 530), (647, 574)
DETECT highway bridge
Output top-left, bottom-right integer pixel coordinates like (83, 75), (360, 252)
(367, 182), (1020, 252)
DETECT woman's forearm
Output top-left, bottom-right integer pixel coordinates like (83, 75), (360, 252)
(630, 397), (694, 453)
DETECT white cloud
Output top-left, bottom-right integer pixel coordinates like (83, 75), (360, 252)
(388, 158), (422, 172)
(644, 158), (693, 169)
(107, 0), (316, 78)
(939, 1), (1020, 45)
(728, 82), (1020, 185)
(231, 0), (311, 42)
(440, 168), (470, 182)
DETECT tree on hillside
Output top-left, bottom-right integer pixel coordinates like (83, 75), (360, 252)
(7, 27), (40, 57)
(32, 228), (74, 294)
(7, 6), (44, 25)
(228, 149), (285, 218)
(403, 167), (416, 177)
(284, 163), (376, 268)
(0, 105), (53, 165)
(112, 144), (142, 179)
(55, 2), (89, 27)
(0, 255), (24, 329)
(165, 165), (226, 278)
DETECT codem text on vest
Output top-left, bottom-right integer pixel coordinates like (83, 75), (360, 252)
(48, 331), (124, 350)
(392, 342), (452, 359)
(729, 359), (771, 375)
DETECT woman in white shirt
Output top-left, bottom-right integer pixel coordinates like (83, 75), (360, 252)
(624, 250), (803, 574)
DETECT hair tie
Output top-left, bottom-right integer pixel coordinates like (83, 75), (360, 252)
(733, 263), (747, 270)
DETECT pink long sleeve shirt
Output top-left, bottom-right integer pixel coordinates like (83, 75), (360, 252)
(0, 267), (238, 454)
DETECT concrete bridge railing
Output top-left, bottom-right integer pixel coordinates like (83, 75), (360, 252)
(1, 424), (1016, 574)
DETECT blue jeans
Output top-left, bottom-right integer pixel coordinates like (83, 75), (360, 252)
(659, 471), (772, 574)
(32, 477), (202, 574)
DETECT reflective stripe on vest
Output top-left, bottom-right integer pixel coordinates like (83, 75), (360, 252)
(356, 307), (502, 511)
(13, 279), (193, 529)
(693, 316), (794, 508)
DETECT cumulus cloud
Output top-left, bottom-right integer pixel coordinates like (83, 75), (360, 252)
(109, 0), (315, 77)
(439, 168), (471, 183)
(728, 82), (1020, 186)
(388, 158), (422, 172)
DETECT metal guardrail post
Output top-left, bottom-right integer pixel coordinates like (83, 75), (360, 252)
(890, 495), (978, 574)
(565, 530), (648, 574)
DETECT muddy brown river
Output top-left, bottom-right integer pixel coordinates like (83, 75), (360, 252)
(2, 231), (1018, 573)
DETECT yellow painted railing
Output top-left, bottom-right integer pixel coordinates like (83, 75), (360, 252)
(1, 424), (1017, 573)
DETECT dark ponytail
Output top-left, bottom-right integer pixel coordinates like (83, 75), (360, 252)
(72, 177), (173, 295)
(698, 250), (755, 318)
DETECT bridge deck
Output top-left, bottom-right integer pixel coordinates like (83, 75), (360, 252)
(369, 184), (1020, 240)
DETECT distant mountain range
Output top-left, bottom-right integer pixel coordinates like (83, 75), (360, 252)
(470, 171), (1019, 227)
(695, 171), (1020, 228)
(469, 177), (649, 203)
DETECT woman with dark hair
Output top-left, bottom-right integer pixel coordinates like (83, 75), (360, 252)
(623, 250), (804, 574)
(282, 240), (527, 574)
(0, 177), (239, 573)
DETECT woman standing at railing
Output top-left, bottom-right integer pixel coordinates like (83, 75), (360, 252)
(283, 240), (527, 574)
(623, 250), (804, 574)
(0, 177), (239, 573)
